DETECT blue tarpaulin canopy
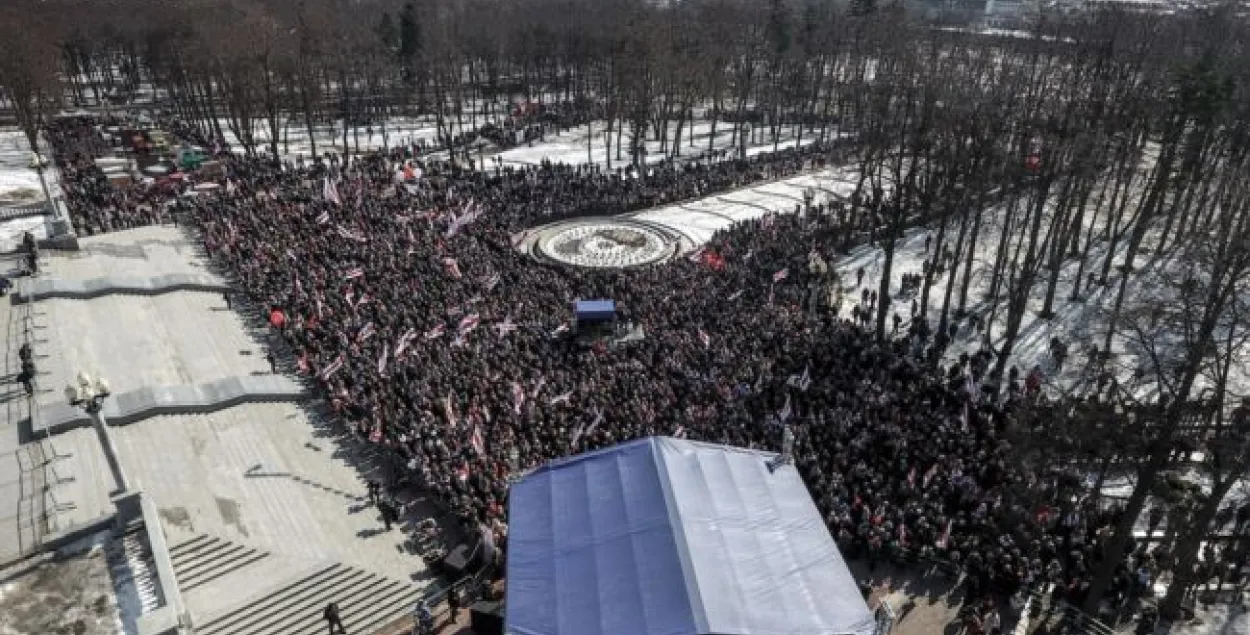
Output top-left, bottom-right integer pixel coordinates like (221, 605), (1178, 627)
(506, 437), (876, 635)
(574, 299), (616, 322)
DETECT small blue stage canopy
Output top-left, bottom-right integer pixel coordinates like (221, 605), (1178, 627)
(574, 299), (616, 322)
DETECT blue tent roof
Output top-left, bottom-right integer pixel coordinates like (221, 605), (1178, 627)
(506, 437), (875, 635)
(574, 299), (616, 321)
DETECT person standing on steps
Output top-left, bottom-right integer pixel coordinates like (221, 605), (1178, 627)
(223, 291), (231, 309)
(266, 351), (277, 373)
(324, 601), (347, 634)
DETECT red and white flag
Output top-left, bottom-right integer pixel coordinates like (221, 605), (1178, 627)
(937, 519), (953, 549)
(495, 316), (517, 337)
(424, 323), (446, 339)
(458, 314), (480, 335)
(316, 210), (330, 225)
(727, 289), (745, 301)
(470, 424), (485, 456)
(369, 423), (383, 444)
(395, 329), (417, 357)
(549, 390), (573, 406)
(336, 225), (367, 242)
(320, 355), (345, 380)
(344, 267), (365, 281)
(512, 382), (526, 414)
(923, 463), (939, 488)
(570, 409), (603, 448)
(773, 268), (789, 283)
(323, 177), (342, 206)
(443, 392), (458, 427)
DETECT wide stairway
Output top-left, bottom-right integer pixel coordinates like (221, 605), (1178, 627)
(171, 533), (422, 635)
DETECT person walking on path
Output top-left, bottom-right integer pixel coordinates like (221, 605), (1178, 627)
(324, 602), (347, 634)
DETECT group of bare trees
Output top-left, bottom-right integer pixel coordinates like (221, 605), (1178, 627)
(5, 0), (1250, 623)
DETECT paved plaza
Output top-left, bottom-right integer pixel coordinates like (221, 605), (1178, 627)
(0, 225), (431, 633)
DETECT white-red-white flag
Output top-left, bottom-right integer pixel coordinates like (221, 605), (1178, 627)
(377, 344), (389, 375)
(395, 328), (417, 357)
(424, 323), (446, 339)
(458, 313), (480, 335)
(512, 382), (526, 415)
(320, 355), (345, 380)
(470, 424), (485, 456)
(323, 177), (342, 206)
(773, 268), (789, 283)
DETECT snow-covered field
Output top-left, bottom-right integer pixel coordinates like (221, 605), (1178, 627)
(630, 165), (860, 244)
(496, 120), (823, 168)
(0, 129), (44, 206)
(216, 115), (450, 162)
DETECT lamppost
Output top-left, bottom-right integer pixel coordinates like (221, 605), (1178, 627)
(65, 372), (130, 494)
(29, 152), (56, 215)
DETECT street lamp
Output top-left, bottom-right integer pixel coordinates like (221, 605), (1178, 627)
(29, 152), (56, 217)
(65, 372), (130, 494)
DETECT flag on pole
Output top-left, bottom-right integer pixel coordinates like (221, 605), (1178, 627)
(570, 409), (603, 448)
(320, 355), (345, 380)
(728, 289), (745, 301)
(395, 328), (417, 357)
(316, 210), (330, 225)
(549, 390), (573, 406)
(323, 177), (342, 206)
(697, 329), (711, 348)
(773, 268), (789, 283)
(344, 267), (365, 280)
(495, 316), (517, 337)
(923, 463), (939, 488)
(470, 424), (485, 456)
(937, 519), (952, 549)
(377, 345), (389, 375)
(458, 313), (480, 335)
(424, 323), (446, 339)
(442, 391), (458, 427)
(787, 365), (811, 392)
(778, 394), (792, 423)
(512, 382), (526, 415)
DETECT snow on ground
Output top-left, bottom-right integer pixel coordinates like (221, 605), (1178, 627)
(216, 115), (450, 162)
(0, 129), (43, 206)
(630, 164), (861, 245)
(496, 119), (825, 168)
(0, 216), (50, 252)
(1166, 602), (1250, 635)
(0, 530), (124, 635)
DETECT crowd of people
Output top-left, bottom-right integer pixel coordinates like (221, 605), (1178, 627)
(44, 112), (1158, 625)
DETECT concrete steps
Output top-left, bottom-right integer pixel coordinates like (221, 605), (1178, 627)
(118, 522), (165, 614)
(193, 559), (422, 635)
(170, 533), (271, 593)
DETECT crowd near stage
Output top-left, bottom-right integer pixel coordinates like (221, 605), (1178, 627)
(37, 110), (1166, 635)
